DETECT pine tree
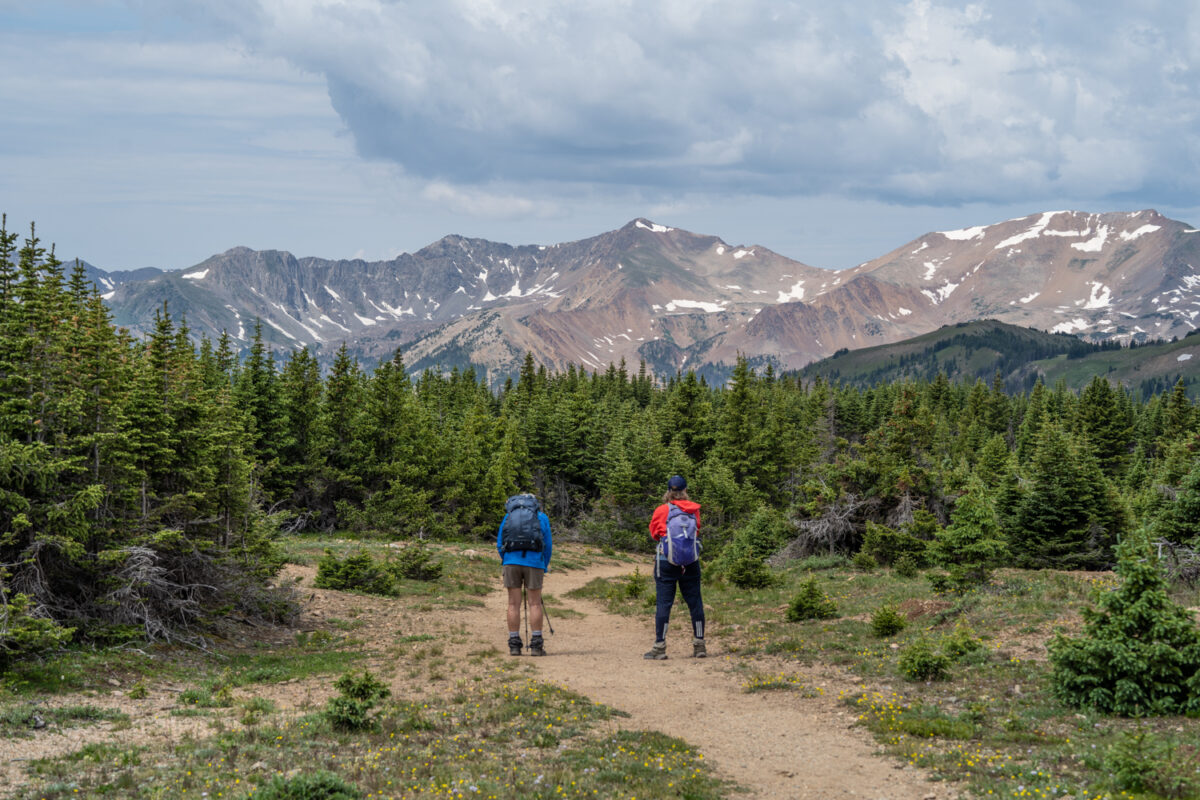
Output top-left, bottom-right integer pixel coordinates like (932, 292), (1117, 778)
(1152, 457), (1200, 547)
(277, 346), (327, 510)
(1050, 530), (1200, 715)
(930, 477), (1008, 589)
(1076, 375), (1133, 478)
(322, 343), (369, 525)
(1010, 422), (1104, 569)
(234, 321), (286, 500)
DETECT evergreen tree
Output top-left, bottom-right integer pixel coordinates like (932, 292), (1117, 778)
(1010, 422), (1107, 569)
(322, 343), (369, 525)
(1050, 530), (1200, 715)
(233, 321), (286, 500)
(1152, 457), (1200, 547)
(1076, 375), (1133, 478)
(929, 477), (1008, 589)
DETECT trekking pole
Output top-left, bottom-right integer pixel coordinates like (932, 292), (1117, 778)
(541, 602), (555, 635)
(523, 586), (529, 645)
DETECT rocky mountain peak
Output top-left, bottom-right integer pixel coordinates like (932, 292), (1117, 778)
(96, 210), (1200, 383)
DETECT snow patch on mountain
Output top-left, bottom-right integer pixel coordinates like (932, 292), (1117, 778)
(921, 280), (961, 305)
(1051, 318), (1089, 334)
(636, 220), (673, 233)
(183, 269), (209, 280)
(1072, 226), (1110, 252)
(994, 212), (1064, 249)
(1082, 282), (1113, 309)
(354, 314), (376, 326)
(320, 314), (350, 333)
(1120, 224), (1161, 241)
(940, 225), (987, 241)
(324, 285), (342, 301)
(666, 299), (726, 313)
(733, 249), (754, 259)
(776, 281), (805, 303)
(264, 318), (296, 340)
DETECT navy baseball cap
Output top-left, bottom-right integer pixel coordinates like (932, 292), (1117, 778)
(668, 475), (687, 490)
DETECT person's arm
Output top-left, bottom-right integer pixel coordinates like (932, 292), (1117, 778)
(497, 513), (508, 556)
(540, 513), (552, 571)
(649, 504), (669, 541)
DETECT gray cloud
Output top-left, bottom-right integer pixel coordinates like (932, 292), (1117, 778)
(157, 0), (1199, 207)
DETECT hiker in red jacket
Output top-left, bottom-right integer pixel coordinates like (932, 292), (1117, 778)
(644, 474), (706, 660)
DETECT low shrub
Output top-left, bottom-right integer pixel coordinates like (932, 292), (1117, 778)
(725, 551), (777, 589)
(893, 554), (921, 579)
(940, 620), (983, 660)
(851, 552), (877, 572)
(899, 636), (951, 681)
(608, 569), (647, 601)
(785, 578), (837, 622)
(314, 551), (395, 596)
(389, 544), (443, 582)
(1101, 730), (1200, 799)
(862, 520), (930, 567)
(324, 670), (390, 732)
(870, 605), (907, 637)
(251, 770), (364, 800)
(0, 593), (75, 671)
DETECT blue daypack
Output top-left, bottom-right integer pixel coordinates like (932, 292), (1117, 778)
(501, 494), (543, 553)
(661, 504), (700, 567)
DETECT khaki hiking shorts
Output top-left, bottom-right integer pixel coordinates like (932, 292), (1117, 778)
(502, 565), (544, 590)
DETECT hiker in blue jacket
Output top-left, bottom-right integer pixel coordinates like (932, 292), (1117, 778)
(497, 493), (552, 656)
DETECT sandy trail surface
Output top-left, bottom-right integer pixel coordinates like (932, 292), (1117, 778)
(455, 556), (952, 800)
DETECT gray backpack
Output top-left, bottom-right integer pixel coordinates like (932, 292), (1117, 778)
(501, 494), (543, 553)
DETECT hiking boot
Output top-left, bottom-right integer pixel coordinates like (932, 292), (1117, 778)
(643, 641), (667, 660)
(693, 638), (707, 658)
(508, 636), (523, 656)
(529, 635), (546, 657)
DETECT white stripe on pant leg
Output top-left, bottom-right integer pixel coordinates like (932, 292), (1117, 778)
(694, 620), (703, 639)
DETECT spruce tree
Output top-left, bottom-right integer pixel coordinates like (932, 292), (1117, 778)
(930, 477), (1008, 589)
(1152, 457), (1200, 547)
(1010, 422), (1101, 569)
(1050, 530), (1200, 715)
(1077, 375), (1133, 478)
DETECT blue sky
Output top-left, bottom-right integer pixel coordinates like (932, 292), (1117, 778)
(2, 0), (1198, 271)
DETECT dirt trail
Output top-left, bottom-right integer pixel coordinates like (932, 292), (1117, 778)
(457, 557), (951, 800)
(2, 552), (955, 799)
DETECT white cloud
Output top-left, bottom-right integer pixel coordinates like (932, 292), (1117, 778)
(7, 0), (1200, 271)
(421, 182), (555, 219)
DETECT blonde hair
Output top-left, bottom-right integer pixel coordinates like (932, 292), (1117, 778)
(663, 488), (690, 504)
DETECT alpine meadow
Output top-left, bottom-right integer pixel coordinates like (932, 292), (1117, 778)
(3, 216), (1200, 800)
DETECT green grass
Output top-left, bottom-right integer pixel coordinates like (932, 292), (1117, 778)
(0, 704), (129, 737)
(11, 672), (732, 800)
(8, 541), (1200, 800)
(706, 556), (1200, 800)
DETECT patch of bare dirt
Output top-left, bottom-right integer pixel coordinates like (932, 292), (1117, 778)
(896, 598), (954, 620)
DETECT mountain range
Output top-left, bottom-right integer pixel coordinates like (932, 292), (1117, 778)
(91, 210), (1200, 382)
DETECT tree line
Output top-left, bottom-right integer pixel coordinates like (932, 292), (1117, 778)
(2, 218), (1199, 662)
